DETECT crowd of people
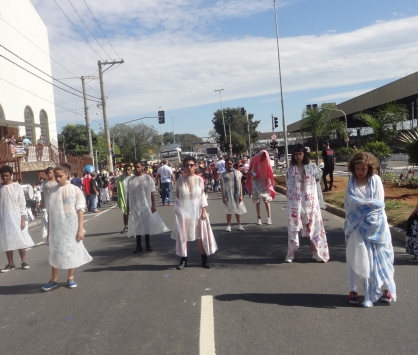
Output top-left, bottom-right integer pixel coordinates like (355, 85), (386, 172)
(3, 143), (418, 308)
(1, 134), (46, 161)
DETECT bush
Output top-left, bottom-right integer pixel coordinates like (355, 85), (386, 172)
(405, 140), (418, 165)
(310, 151), (318, 162)
(335, 147), (357, 162)
(381, 171), (401, 186)
(361, 141), (392, 161)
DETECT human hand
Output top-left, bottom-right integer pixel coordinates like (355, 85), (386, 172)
(76, 229), (85, 241)
(222, 197), (227, 205)
(151, 205), (156, 213)
(239, 196), (243, 203)
(201, 209), (207, 220)
(20, 219), (25, 230)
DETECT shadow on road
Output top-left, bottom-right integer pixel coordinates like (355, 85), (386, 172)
(0, 283), (45, 295)
(214, 292), (391, 309)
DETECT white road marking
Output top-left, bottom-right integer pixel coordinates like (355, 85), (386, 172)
(200, 295), (216, 355)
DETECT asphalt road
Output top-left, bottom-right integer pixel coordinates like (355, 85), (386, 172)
(0, 190), (417, 355)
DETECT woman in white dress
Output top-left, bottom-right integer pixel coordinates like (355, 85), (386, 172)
(220, 157), (246, 231)
(127, 161), (169, 253)
(172, 156), (217, 270)
(41, 167), (57, 239)
(0, 165), (34, 272)
(42, 164), (92, 291)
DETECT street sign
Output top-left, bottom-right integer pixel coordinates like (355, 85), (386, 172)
(271, 134), (277, 140)
(229, 144), (233, 148)
(345, 137), (350, 142)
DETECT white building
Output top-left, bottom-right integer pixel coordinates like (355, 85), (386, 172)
(0, 0), (57, 144)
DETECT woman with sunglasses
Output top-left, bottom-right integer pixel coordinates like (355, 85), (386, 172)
(172, 156), (217, 270)
(220, 157), (246, 231)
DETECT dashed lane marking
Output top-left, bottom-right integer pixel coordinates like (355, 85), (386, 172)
(200, 295), (216, 355)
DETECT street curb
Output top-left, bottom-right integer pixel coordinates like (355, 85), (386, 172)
(274, 185), (406, 244)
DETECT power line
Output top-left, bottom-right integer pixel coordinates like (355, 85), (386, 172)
(0, 44), (101, 100)
(0, 76), (83, 117)
(67, 0), (112, 60)
(53, 0), (104, 61)
(0, 16), (78, 78)
(0, 54), (99, 102)
(83, 0), (122, 60)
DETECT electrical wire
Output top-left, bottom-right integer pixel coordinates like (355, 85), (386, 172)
(53, 0), (105, 61)
(67, 0), (112, 59)
(0, 17), (78, 78)
(0, 76), (83, 117)
(82, 0), (122, 60)
(0, 44), (101, 100)
(0, 54), (99, 102)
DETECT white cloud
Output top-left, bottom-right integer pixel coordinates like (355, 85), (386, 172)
(20, 2), (418, 128)
(308, 88), (375, 103)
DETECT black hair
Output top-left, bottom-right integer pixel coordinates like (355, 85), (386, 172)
(0, 165), (13, 175)
(290, 144), (310, 166)
(182, 155), (197, 167)
(54, 163), (71, 174)
(45, 167), (54, 174)
(225, 157), (234, 165)
(123, 164), (132, 170)
(323, 140), (329, 146)
(73, 173), (78, 178)
(133, 161), (142, 166)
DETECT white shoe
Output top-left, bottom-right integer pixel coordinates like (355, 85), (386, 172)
(256, 218), (262, 225)
(238, 225), (245, 231)
(312, 253), (324, 262)
(285, 255), (294, 263)
(266, 217), (272, 225)
(225, 225), (231, 232)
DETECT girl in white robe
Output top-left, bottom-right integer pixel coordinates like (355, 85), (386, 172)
(220, 157), (247, 231)
(42, 164), (92, 291)
(41, 167), (57, 239)
(0, 165), (34, 272)
(127, 161), (169, 252)
(171, 156), (218, 270)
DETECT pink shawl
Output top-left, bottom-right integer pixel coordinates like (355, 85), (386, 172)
(245, 150), (276, 199)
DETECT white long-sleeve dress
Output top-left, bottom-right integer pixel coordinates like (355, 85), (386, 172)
(0, 183), (34, 252)
(41, 180), (58, 238)
(127, 174), (169, 236)
(220, 169), (247, 215)
(47, 183), (92, 269)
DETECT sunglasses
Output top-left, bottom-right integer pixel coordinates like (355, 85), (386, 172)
(185, 164), (195, 168)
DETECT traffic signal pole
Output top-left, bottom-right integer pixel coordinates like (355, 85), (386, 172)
(98, 59), (124, 173)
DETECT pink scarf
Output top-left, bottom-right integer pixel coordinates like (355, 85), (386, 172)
(245, 150), (276, 199)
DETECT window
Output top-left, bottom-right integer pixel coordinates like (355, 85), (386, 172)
(0, 104), (5, 121)
(39, 110), (49, 143)
(24, 106), (34, 142)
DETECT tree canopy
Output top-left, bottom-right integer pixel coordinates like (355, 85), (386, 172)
(162, 132), (202, 148)
(58, 124), (98, 155)
(355, 102), (408, 142)
(211, 107), (260, 154)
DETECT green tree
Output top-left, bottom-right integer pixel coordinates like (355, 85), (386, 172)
(162, 132), (202, 148)
(111, 123), (160, 161)
(355, 102), (408, 142)
(300, 104), (346, 164)
(58, 124), (97, 155)
(398, 127), (418, 165)
(212, 107), (260, 154)
(362, 141), (392, 174)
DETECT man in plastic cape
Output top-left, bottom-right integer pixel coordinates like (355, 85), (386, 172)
(117, 164), (133, 233)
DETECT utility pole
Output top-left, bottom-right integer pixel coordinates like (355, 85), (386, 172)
(81, 76), (94, 167)
(98, 59), (124, 172)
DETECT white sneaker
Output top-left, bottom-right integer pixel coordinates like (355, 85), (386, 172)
(266, 217), (272, 225)
(256, 218), (262, 225)
(285, 255), (294, 263)
(225, 225), (231, 232)
(312, 253), (324, 262)
(238, 225), (245, 231)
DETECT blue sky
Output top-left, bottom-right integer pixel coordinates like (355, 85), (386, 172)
(27, 0), (418, 137)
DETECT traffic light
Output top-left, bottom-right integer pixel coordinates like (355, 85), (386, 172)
(158, 110), (165, 124)
(274, 117), (278, 129)
(244, 123), (248, 133)
(241, 107), (246, 115)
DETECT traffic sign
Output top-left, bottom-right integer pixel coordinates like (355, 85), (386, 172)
(229, 144), (233, 148)
(271, 134), (277, 140)
(345, 137), (350, 142)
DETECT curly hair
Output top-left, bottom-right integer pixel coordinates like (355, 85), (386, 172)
(290, 144), (310, 166)
(182, 155), (197, 167)
(348, 152), (379, 176)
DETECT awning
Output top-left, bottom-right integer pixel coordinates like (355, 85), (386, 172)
(0, 120), (41, 128)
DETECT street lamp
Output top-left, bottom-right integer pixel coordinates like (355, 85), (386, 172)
(214, 89), (229, 154)
(273, 0), (289, 168)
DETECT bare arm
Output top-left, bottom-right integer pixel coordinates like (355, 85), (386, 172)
(76, 209), (84, 241)
(151, 192), (156, 213)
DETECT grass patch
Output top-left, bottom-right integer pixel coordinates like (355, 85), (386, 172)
(323, 191), (345, 209)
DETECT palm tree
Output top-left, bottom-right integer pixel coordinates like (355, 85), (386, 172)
(355, 102), (408, 142)
(300, 104), (346, 164)
(398, 127), (418, 165)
